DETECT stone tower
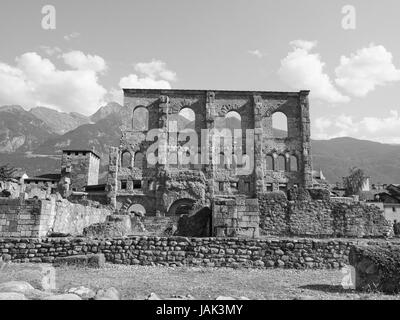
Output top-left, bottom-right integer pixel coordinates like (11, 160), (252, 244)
(61, 149), (100, 192)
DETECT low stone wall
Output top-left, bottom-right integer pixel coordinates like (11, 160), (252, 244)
(0, 236), (365, 269)
(259, 196), (392, 238)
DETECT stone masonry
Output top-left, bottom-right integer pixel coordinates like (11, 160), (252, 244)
(105, 89), (313, 237)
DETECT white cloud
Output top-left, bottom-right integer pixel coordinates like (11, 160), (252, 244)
(278, 40), (349, 104)
(313, 110), (400, 144)
(134, 60), (177, 81)
(0, 52), (107, 115)
(119, 74), (172, 89)
(39, 46), (62, 56)
(248, 49), (263, 58)
(104, 88), (123, 105)
(335, 44), (400, 97)
(64, 32), (80, 41)
(62, 51), (107, 72)
(118, 59), (176, 90)
(289, 40), (317, 51)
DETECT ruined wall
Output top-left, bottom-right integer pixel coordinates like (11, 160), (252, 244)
(108, 89), (313, 216)
(0, 197), (112, 238)
(0, 236), (371, 269)
(213, 197), (259, 238)
(259, 196), (392, 238)
(0, 199), (53, 238)
(49, 198), (111, 235)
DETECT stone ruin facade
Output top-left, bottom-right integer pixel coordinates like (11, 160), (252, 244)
(0, 88), (393, 239)
(105, 89), (313, 237)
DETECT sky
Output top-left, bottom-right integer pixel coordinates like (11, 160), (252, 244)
(0, 0), (399, 143)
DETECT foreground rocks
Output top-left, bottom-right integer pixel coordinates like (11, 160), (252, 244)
(349, 244), (400, 294)
(0, 280), (121, 300)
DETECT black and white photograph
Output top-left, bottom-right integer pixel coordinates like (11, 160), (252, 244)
(0, 0), (400, 312)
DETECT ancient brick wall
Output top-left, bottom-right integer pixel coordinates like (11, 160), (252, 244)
(49, 198), (111, 235)
(259, 196), (392, 238)
(0, 236), (372, 269)
(0, 198), (52, 238)
(0, 197), (112, 238)
(108, 89), (314, 215)
(212, 197), (259, 238)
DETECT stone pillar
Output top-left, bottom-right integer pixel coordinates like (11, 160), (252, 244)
(205, 91), (216, 200)
(155, 95), (169, 215)
(253, 95), (265, 195)
(106, 147), (119, 209)
(299, 90), (313, 188)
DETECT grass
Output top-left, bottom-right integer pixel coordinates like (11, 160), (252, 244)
(0, 263), (399, 300)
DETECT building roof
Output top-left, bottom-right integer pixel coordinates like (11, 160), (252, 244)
(62, 149), (101, 159)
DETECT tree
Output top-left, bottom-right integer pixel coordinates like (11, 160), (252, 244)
(0, 164), (17, 181)
(343, 167), (367, 196)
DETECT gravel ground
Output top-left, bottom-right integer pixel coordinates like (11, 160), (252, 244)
(0, 263), (399, 300)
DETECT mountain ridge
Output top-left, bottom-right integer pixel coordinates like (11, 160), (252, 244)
(0, 103), (399, 184)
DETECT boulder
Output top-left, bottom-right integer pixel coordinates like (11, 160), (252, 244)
(94, 287), (120, 300)
(67, 286), (96, 300)
(146, 292), (161, 300)
(54, 253), (105, 268)
(0, 292), (27, 300)
(42, 294), (82, 300)
(0, 281), (34, 294)
(24, 289), (53, 300)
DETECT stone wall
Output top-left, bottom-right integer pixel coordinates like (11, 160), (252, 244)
(0, 236), (359, 269)
(0, 198), (52, 238)
(213, 197), (259, 238)
(259, 196), (392, 238)
(0, 197), (112, 238)
(50, 198), (111, 235)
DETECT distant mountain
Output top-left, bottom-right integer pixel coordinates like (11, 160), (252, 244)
(0, 105), (57, 153)
(1, 102), (400, 184)
(311, 137), (400, 184)
(34, 112), (125, 158)
(30, 106), (91, 135)
(90, 102), (125, 122)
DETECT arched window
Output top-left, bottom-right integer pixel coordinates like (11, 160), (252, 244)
(225, 111), (241, 132)
(121, 150), (132, 168)
(132, 107), (149, 131)
(272, 112), (288, 138)
(266, 155), (274, 170)
(134, 152), (145, 168)
(290, 155), (298, 172)
(178, 108), (196, 131)
(277, 155), (286, 171)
